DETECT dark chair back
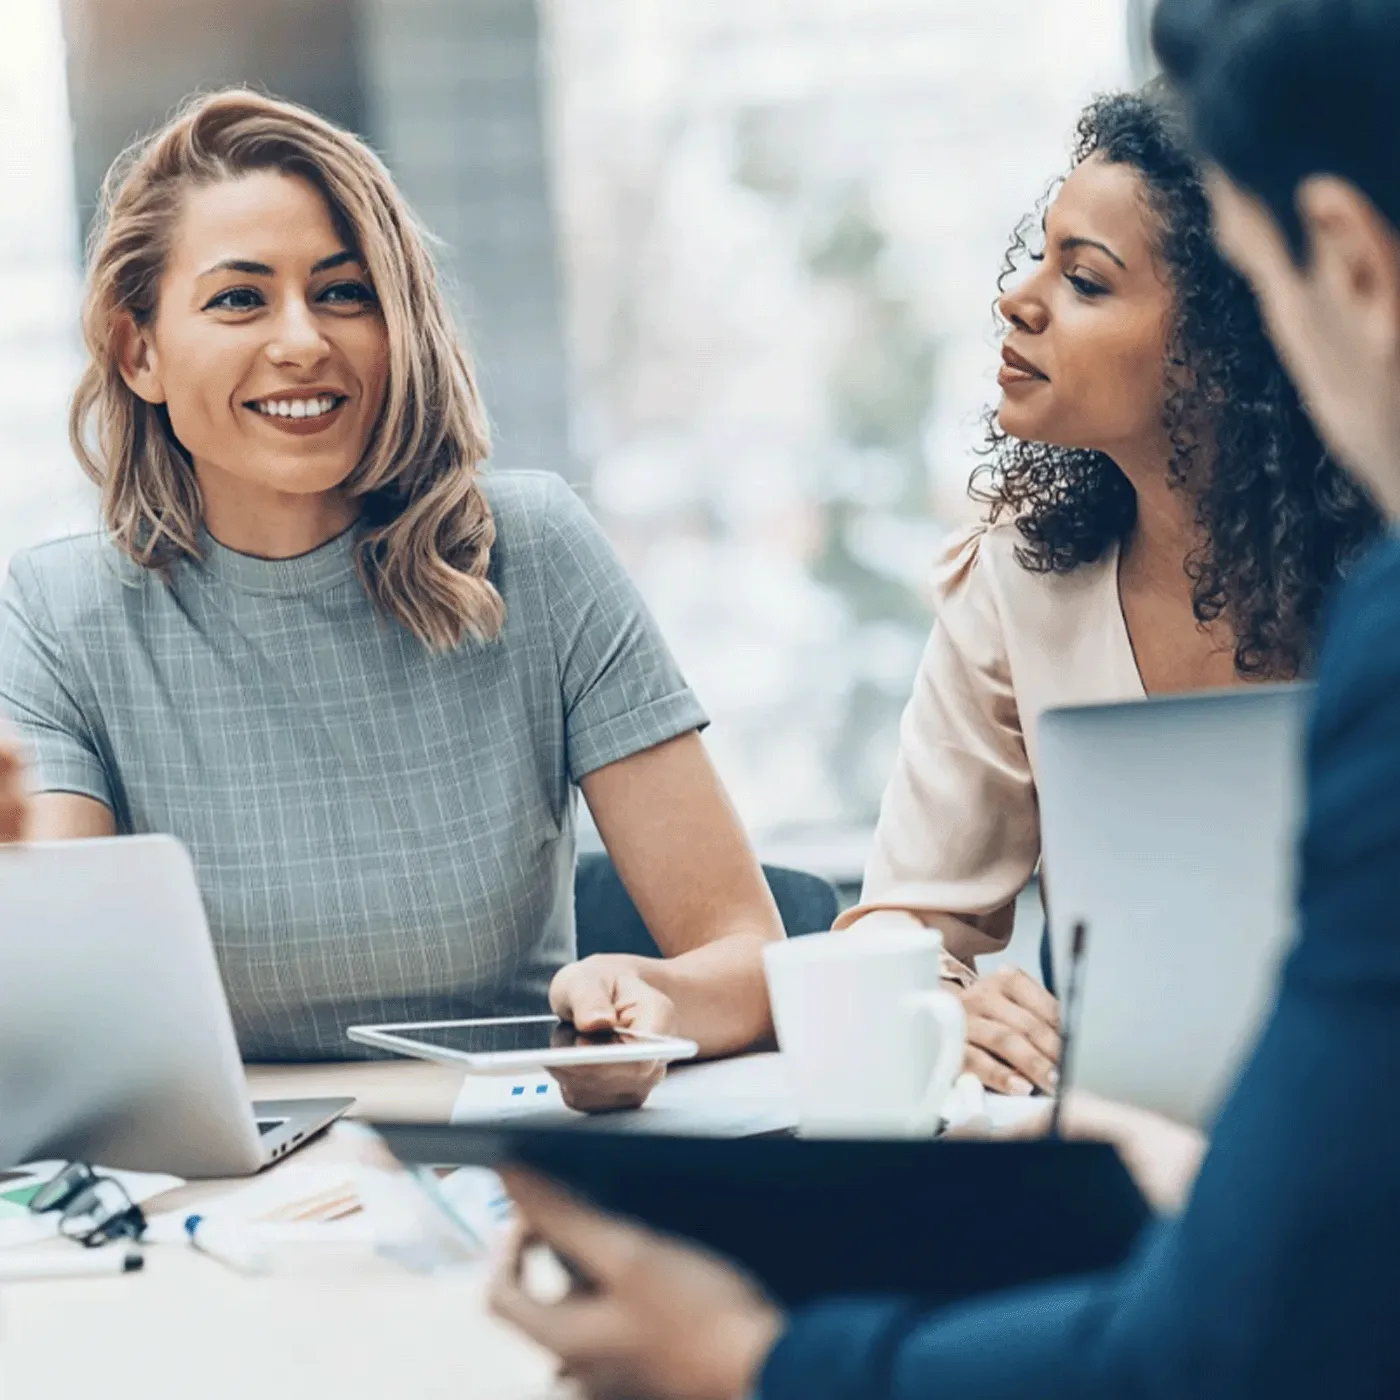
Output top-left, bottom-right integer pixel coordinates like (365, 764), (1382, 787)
(574, 852), (839, 961)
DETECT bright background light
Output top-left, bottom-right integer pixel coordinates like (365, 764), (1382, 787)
(3, 0), (1134, 847)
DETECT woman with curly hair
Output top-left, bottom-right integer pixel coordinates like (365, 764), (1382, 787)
(0, 90), (784, 1108)
(836, 85), (1380, 1096)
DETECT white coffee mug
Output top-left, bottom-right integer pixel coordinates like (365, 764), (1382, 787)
(763, 916), (965, 1138)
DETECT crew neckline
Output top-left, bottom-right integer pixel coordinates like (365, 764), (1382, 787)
(195, 524), (361, 596)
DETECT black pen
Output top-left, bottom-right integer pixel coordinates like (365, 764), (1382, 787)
(1048, 920), (1088, 1139)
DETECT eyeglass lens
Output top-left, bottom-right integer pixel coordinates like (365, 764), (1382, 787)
(57, 1178), (146, 1247)
(28, 1161), (98, 1215)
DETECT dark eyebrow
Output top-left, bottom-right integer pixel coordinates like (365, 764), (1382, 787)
(196, 250), (360, 279)
(1058, 235), (1127, 271)
(311, 250), (360, 274)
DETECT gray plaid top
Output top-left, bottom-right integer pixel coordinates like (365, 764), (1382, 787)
(0, 471), (706, 1059)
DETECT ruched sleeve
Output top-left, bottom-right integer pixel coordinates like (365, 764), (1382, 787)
(836, 525), (1040, 973)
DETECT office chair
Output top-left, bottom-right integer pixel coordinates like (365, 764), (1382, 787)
(573, 852), (839, 960)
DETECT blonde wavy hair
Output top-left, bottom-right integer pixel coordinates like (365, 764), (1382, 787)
(71, 88), (505, 651)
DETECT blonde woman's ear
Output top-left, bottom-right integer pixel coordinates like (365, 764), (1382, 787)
(113, 312), (167, 404)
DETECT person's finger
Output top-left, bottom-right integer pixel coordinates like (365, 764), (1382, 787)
(975, 989), (1061, 1066)
(609, 973), (674, 1034)
(550, 1059), (666, 1113)
(494, 1219), (528, 1284)
(964, 1040), (1035, 1096)
(965, 1011), (1058, 1093)
(499, 1166), (646, 1281)
(551, 964), (621, 1032)
(993, 966), (1061, 1029)
(489, 1256), (605, 1356)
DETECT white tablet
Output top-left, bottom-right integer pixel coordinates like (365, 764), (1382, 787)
(345, 1014), (700, 1073)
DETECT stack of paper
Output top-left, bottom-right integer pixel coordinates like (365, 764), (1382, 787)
(448, 1053), (1050, 1138)
(450, 1052), (800, 1137)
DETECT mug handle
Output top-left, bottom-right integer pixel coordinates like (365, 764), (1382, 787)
(901, 988), (966, 1136)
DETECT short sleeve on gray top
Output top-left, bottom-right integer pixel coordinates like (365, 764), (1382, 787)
(0, 471), (707, 1059)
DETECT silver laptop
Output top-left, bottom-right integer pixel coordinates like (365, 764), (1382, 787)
(0, 834), (351, 1176)
(1037, 684), (1309, 1128)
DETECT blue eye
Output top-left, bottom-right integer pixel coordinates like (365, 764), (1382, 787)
(205, 286), (263, 312)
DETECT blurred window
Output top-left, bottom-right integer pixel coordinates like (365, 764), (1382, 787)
(6, 0), (1133, 852)
(542, 0), (1129, 835)
(0, 0), (92, 578)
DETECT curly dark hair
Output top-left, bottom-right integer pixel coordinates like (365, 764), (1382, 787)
(970, 86), (1380, 679)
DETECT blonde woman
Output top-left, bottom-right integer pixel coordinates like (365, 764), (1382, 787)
(0, 90), (782, 1110)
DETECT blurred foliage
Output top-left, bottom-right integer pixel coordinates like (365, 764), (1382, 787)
(736, 124), (939, 815)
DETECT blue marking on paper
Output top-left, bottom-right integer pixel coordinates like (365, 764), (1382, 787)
(451, 1073), (567, 1123)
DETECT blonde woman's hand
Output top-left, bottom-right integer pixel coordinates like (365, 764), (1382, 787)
(0, 728), (30, 844)
(956, 965), (1061, 1096)
(547, 956), (677, 1113)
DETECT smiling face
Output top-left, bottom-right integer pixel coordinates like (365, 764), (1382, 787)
(117, 170), (390, 533)
(996, 155), (1176, 462)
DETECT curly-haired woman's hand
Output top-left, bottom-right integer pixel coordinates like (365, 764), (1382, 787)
(954, 965), (1060, 1095)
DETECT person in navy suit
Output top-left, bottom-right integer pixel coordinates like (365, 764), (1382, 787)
(487, 4), (1400, 1397)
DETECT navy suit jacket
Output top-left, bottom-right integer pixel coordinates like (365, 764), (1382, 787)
(761, 534), (1400, 1400)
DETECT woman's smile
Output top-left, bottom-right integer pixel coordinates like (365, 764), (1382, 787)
(243, 387), (352, 436)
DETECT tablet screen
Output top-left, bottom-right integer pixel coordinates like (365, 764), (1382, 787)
(393, 1019), (631, 1056)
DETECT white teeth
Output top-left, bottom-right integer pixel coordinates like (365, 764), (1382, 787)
(254, 395), (338, 419)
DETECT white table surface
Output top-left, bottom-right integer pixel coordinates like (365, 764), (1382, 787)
(0, 1062), (568, 1400)
(0, 1059), (1038, 1400)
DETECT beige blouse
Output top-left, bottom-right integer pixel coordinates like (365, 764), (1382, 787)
(835, 521), (1146, 978)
